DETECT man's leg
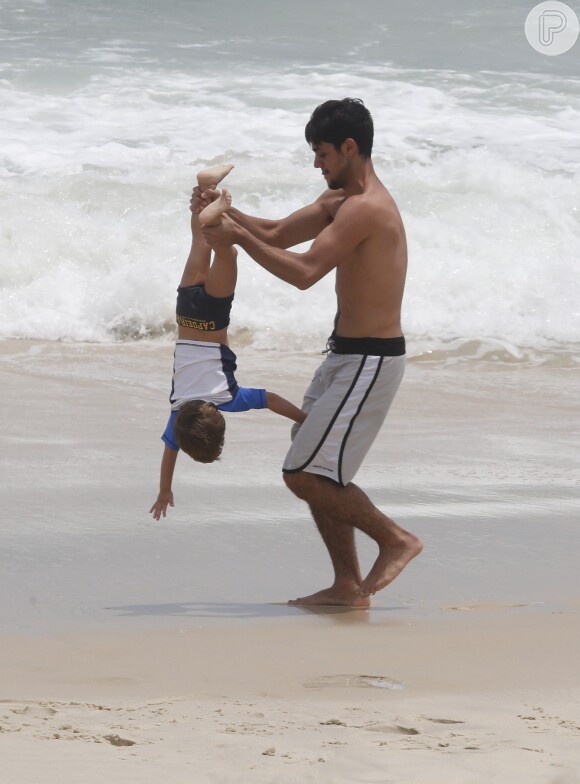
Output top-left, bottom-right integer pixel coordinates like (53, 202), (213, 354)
(285, 472), (366, 607)
(284, 471), (422, 606)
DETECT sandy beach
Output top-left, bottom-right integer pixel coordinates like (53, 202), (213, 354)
(2, 0), (579, 778)
(1, 339), (579, 782)
(2, 611), (580, 784)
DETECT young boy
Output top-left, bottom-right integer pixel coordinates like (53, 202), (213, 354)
(150, 165), (305, 520)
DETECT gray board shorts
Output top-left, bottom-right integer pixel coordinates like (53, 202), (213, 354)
(283, 335), (406, 487)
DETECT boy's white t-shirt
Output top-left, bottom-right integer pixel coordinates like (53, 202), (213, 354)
(162, 340), (267, 452)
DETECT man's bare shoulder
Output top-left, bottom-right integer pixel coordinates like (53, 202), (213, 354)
(316, 189), (346, 220)
(344, 187), (402, 229)
(332, 191), (384, 225)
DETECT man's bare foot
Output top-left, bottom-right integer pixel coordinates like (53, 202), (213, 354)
(197, 163), (234, 190)
(288, 584), (370, 608)
(360, 534), (423, 597)
(199, 188), (232, 227)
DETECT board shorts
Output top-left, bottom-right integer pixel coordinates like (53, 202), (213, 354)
(283, 335), (406, 486)
(176, 284), (234, 331)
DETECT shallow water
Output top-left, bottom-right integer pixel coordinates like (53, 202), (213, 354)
(1, 341), (578, 633)
(1, 0), (579, 633)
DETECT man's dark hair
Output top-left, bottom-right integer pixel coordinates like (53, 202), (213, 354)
(173, 400), (225, 463)
(305, 98), (374, 158)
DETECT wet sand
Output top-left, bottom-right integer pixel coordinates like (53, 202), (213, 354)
(1, 339), (579, 781)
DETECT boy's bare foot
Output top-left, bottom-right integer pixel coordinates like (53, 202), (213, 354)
(197, 163), (234, 190)
(199, 188), (232, 226)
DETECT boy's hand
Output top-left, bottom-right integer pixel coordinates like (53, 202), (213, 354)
(149, 490), (174, 520)
(190, 186), (220, 214)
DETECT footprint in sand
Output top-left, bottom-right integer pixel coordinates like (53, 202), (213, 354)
(364, 723), (420, 735)
(104, 733), (136, 747)
(443, 602), (528, 612)
(304, 674), (406, 690)
(8, 704), (57, 717)
(421, 716), (465, 725)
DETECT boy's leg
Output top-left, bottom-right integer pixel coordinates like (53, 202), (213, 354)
(179, 208), (212, 288)
(200, 189), (238, 298)
(180, 210), (237, 294)
(180, 165), (234, 288)
(205, 245), (238, 298)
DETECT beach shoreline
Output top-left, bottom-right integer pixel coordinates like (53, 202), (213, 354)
(2, 339), (579, 781)
(1, 339), (578, 630)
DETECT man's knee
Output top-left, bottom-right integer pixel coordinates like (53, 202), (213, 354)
(283, 470), (334, 500)
(283, 470), (312, 499)
(283, 470), (300, 492)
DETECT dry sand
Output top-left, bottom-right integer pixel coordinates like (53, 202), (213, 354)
(1, 339), (579, 782)
(1, 612), (579, 783)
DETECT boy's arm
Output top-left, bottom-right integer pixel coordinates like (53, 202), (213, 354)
(266, 391), (306, 424)
(149, 445), (178, 520)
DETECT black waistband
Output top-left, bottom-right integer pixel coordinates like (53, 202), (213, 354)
(328, 334), (406, 356)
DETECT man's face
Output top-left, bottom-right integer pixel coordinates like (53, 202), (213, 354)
(312, 142), (347, 190)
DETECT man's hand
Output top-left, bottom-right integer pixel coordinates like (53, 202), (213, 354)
(201, 213), (239, 248)
(190, 186), (220, 215)
(149, 490), (174, 521)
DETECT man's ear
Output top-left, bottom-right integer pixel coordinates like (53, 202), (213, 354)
(342, 138), (359, 158)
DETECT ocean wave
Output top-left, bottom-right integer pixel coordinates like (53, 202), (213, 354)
(407, 337), (579, 368)
(1, 61), (579, 352)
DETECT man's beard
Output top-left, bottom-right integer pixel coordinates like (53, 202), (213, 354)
(327, 179), (343, 190)
(327, 166), (346, 190)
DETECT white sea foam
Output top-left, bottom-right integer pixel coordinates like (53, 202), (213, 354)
(1, 3), (579, 355)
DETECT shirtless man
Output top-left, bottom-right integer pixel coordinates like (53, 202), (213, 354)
(200, 98), (423, 606)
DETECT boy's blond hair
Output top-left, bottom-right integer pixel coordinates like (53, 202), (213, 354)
(174, 400), (225, 463)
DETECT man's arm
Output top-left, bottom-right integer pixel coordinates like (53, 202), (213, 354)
(228, 194), (333, 249)
(194, 187), (333, 249)
(204, 197), (370, 290)
(149, 445), (178, 520)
